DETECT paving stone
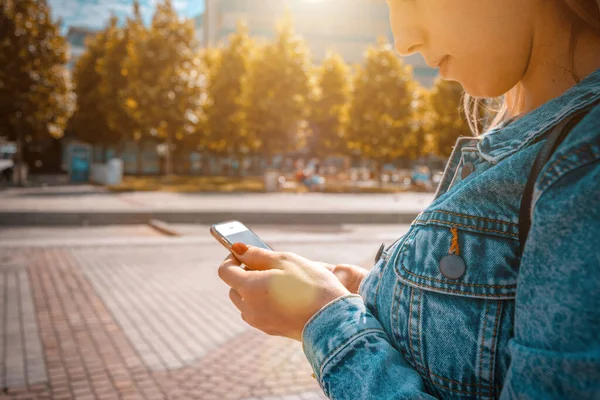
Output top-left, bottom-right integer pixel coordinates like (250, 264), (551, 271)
(0, 236), (386, 399)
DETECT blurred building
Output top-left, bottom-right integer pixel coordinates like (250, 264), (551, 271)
(65, 26), (97, 70)
(196, 0), (438, 87)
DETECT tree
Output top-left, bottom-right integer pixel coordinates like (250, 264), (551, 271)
(307, 52), (350, 159)
(347, 38), (417, 180)
(0, 0), (74, 184)
(404, 85), (430, 162)
(70, 20), (115, 158)
(426, 78), (471, 157)
(99, 4), (144, 169)
(122, 0), (204, 177)
(205, 22), (256, 175)
(244, 13), (312, 165)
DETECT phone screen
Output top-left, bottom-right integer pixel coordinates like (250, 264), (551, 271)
(214, 221), (272, 250)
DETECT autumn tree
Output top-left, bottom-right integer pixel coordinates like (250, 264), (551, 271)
(99, 4), (144, 168)
(244, 13), (312, 165)
(307, 52), (350, 159)
(122, 0), (204, 177)
(0, 0), (74, 184)
(347, 38), (417, 179)
(426, 78), (471, 157)
(204, 22), (256, 175)
(70, 22), (115, 159)
(404, 85), (430, 162)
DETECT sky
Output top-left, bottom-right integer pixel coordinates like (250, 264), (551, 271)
(47, 0), (205, 32)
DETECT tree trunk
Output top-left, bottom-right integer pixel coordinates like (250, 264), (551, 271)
(164, 133), (173, 179)
(201, 151), (211, 176)
(15, 126), (25, 187)
(100, 143), (107, 163)
(136, 139), (143, 175)
(237, 155), (244, 177)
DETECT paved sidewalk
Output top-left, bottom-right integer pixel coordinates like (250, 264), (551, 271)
(0, 226), (404, 399)
(0, 186), (434, 226)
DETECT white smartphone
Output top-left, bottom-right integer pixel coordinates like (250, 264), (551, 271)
(210, 220), (273, 252)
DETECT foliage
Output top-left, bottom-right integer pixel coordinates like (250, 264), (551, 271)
(204, 22), (256, 156)
(70, 21), (114, 147)
(307, 52), (350, 158)
(122, 0), (204, 175)
(99, 6), (142, 145)
(244, 13), (312, 161)
(426, 78), (471, 157)
(346, 38), (417, 164)
(405, 86), (430, 160)
(0, 0), (74, 143)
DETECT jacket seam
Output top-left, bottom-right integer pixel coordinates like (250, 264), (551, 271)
(489, 301), (502, 393)
(420, 365), (503, 389)
(400, 265), (517, 289)
(420, 210), (519, 227)
(478, 300), (490, 390)
(394, 275), (516, 298)
(302, 294), (360, 351)
(414, 364), (502, 395)
(538, 144), (599, 193)
(407, 286), (418, 369)
(414, 219), (518, 239)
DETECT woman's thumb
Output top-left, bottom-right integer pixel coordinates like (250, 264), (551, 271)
(231, 242), (274, 271)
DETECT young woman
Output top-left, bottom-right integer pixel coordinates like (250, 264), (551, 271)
(218, 0), (600, 398)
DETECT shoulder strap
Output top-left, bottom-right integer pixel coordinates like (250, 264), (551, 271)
(519, 100), (600, 256)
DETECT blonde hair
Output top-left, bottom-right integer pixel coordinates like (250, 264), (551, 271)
(463, 0), (600, 136)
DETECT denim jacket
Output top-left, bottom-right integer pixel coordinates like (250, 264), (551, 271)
(302, 67), (600, 400)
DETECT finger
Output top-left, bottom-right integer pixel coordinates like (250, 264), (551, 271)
(231, 243), (284, 271)
(218, 261), (253, 290)
(223, 252), (240, 266)
(228, 288), (245, 312)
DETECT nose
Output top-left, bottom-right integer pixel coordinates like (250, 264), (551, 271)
(388, 5), (425, 57)
(393, 27), (425, 57)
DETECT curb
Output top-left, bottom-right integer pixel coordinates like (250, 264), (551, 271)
(0, 211), (419, 227)
(147, 219), (181, 236)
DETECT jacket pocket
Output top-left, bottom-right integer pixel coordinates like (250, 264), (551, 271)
(391, 212), (518, 399)
(396, 210), (519, 299)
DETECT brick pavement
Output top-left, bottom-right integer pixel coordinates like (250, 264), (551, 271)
(0, 237), (390, 400)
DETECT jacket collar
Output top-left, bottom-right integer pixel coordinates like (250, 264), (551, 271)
(477, 67), (600, 164)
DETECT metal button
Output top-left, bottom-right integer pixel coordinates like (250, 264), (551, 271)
(461, 162), (474, 179)
(374, 243), (385, 263)
(439, 255), (466, 280)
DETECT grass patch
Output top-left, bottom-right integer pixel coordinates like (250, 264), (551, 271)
(107, 175), (415, 194)
(108, 176), (266, 193)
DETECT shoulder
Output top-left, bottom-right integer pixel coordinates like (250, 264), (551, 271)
(534, 101), (600, 203)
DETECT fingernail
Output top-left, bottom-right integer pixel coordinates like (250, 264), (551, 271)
(232, 242), (249, 255)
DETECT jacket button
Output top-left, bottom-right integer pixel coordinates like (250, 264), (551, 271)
(440, 255), (466, 279)
(462, 162), (474, 179)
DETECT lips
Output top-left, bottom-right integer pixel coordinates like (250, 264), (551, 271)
(424, 55), (448, 69)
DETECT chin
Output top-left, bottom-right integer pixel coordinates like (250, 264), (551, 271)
(460, 69), (521, 98)
(459, 78), (509, 98)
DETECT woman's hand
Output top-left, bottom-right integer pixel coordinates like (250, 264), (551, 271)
(322, 264), (369, 294)
(218, 243), (350, 342)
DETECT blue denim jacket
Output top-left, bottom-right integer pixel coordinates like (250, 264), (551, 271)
(302, 67), (600, 400)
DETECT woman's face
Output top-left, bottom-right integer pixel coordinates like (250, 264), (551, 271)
(386, 0), (539, 97)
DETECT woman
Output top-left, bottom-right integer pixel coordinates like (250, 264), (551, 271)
(218, 0), (600, 398)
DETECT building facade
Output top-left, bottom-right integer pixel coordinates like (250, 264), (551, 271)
(198, 0), (438, 87)
(65, 26), (97, 70)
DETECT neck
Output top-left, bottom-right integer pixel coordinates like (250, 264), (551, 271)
(511, 7), (600, 117)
